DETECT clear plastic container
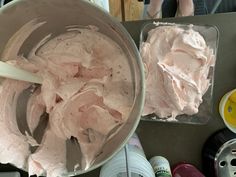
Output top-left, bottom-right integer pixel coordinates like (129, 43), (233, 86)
(140, 22), (219, 124)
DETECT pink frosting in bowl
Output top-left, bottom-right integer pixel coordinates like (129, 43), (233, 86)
(0, 0), (144, 175)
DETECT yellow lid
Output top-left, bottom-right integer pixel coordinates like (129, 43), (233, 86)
(219, 89), (236, 132)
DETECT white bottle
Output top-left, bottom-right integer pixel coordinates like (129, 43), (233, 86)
(149, 156), (172, 177)
(100, 133), (155, 177)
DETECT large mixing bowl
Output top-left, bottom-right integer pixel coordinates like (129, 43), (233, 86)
(0, 0), (145, 176)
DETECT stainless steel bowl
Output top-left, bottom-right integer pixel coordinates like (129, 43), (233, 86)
(0, 0), (145, 175)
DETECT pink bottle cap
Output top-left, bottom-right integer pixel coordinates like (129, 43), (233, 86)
(172, 163), (205, 177)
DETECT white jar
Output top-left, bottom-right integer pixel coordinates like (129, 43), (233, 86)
(100, 133), (155, 177)
(149, 156), (172, 177)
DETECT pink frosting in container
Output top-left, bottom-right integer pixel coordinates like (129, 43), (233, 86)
(140, 22), (219, 124)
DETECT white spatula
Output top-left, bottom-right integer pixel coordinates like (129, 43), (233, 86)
(0, 61), (42, 84)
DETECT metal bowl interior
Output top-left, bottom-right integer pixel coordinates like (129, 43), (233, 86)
(0, 0), (145, 175)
